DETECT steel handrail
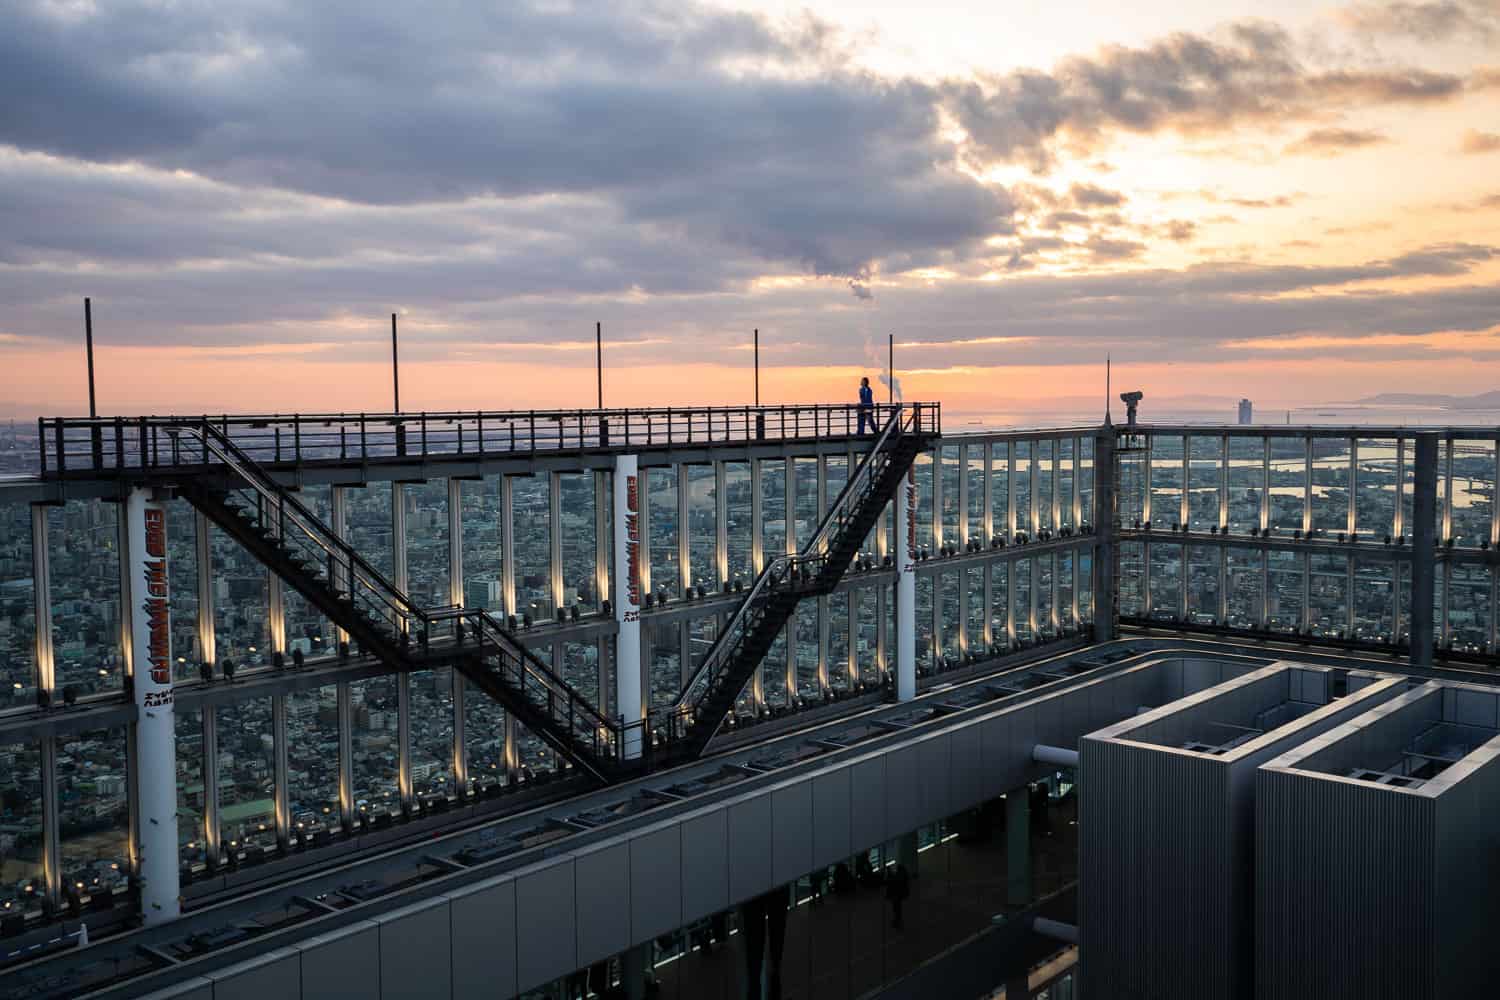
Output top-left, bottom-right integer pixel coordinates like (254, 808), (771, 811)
(669, 406), (917, 720)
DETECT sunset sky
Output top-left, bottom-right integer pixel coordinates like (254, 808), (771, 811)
(1, 0), (1497, 420)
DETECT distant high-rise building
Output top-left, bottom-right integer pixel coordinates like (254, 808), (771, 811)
(1238, 399), (1253, 424)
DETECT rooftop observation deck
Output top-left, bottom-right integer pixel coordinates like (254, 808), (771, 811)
(34, 402), (941, 481)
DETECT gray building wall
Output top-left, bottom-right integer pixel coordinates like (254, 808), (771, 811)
(1257, 683), (1500, 999)
(131, 655), (1257, 1000)
(1079, 666), (1403, 1000)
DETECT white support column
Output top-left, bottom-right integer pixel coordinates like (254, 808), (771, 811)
(330, 488), (348, 649)
(1219, 434), (1230, 531)
(1142, 435), (1153, 527)
(1395, 438), (1407, 540)
(1348, 439), (1359, 537)
(1259, 440), (1271, 534)
(957, 445), (970, 549)
(550, 471), (565, 615)
(677, 463), (690, 596)
(126, 487), (180, 926)
(30, 505), (54, 699)
(595, 470), (611, 611)
(614, 455), (644, 758)
(195, 510), (215, 666)
(894, 465), (917, 701)
(715, 462), (728, 590)
(932, 451), (944, 551)
(982, 445), (994, 547)
(784, 460), (797, 557)
(751, 458), (765, 574)
(392, 483), (408, 597)
(1303, 438), (1313, 535)
(448, 478), (467, 790)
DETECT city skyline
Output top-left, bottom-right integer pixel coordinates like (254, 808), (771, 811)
(1, 0), (1498, 419)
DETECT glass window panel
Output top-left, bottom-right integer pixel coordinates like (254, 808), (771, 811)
(286, 684), (342, 836)
(1355, 439), (1398, 540)
(1014, 558), (1034, 641)
(1148, 543), (1181, 620)
(1036, 552), (1055, 637)
(0, 737), (44, 909)
(351, 674), (401, 823)
(346, 483), (394, 579)
(1226, 547), (1262, 629)
(1448, 562), (1491, 653)
(211, 523), (270, 672)
(1119, 542), (1144, 618)
(825, 455), (848, 520)
(402, 480), (450, 608)
(763, 626), (788, 709)
(49, 499), (122, 696)
(284, 485), (335, 661)
(1187, 436), (1222, 532)
(463, 680), (508, 794)
(1400, 440), (1416, 543)
(1308, 553), (1349, 638)
(564, 640), (602, 710)
(216, 695), (277, 856)
(1227, 437), (1264, 535)
(914, 452), (934, 552)
(1058, 549), (1074, 629)
(1118, 448), (1146, 528)
(409, 668), (456, 803)
(515, 643), (557, 779)
(1268, 437), (1306, 534)
(990, 561), (1009, 649)
(1058, 438), (1075, 531)
(687, 617), (717, 691)
(830, 596), (851, 692)
(855, 588), (879, 687)
(916, 574), (934, 673)
(1078, 548), (1094, 624)
(1079, 437), (1095, 529)
(1013, 442), (1032, 536)
(512, 474), (554, 620)
(760, 459), (787, 563)
(686, 465), (716, 592)
(649, 619), (682, 710)
(1267, 550), (1304, 633)
(1310, 438), (1351, 535)
(1, 502), (37, 705)
(1035, 440), (1054, 533)
(795, 601), (821, 702)
(460, 476), (504, 612)
(793, 458), (819, 552)
(990, 443), (1009, 540)
(1186, 545), (1219, 623)
(940, 446), (961, 546)
(559, 472), (599, 613)
(57, 725), (130, 903)
(164, 498), (201, 681)
(966, 565), (985, 653)
(1150, 435), (1184, 528)
(724, 462), (752, 585)
(967, 448), (986, 541)
(1449, 441), (1495, 549)
(939, 569), (961, 667)
(1353, 559), (1395, 644)
(175, 709), (207, 870)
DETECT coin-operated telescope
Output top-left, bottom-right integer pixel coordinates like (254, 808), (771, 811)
(1120, 391), (1143, 427)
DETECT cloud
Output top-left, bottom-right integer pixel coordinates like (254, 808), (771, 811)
(1460, 129), (1500, 153)
(1284, 127), (1391, 156)
(1339, 1), (1500, 42)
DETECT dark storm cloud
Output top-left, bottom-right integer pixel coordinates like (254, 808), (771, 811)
(942, 22), (1464, 168)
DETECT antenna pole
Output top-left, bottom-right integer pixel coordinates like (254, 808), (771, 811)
(888, 333), (894, 404)
(595, 321), (603, 409)
(1105, 355), (1111, 423)
(84, 297), (97, 418)
(754, 328), (760, 405)
(390, 313), (401, 413)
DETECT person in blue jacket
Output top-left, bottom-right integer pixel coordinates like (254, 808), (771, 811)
(857, 376), (875, 434)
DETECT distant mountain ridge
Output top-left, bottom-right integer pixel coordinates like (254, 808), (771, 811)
(1355, 390), (1500, 410)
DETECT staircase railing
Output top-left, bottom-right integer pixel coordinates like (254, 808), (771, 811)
(662, 404), (927, 741)
(164, 422), (628, 779)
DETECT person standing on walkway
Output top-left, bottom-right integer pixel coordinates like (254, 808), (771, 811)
(857, 376), (875, 434)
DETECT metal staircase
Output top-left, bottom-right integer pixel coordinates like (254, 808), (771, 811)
(164, 423), (635, 784)
(660, 406), (930, 759)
